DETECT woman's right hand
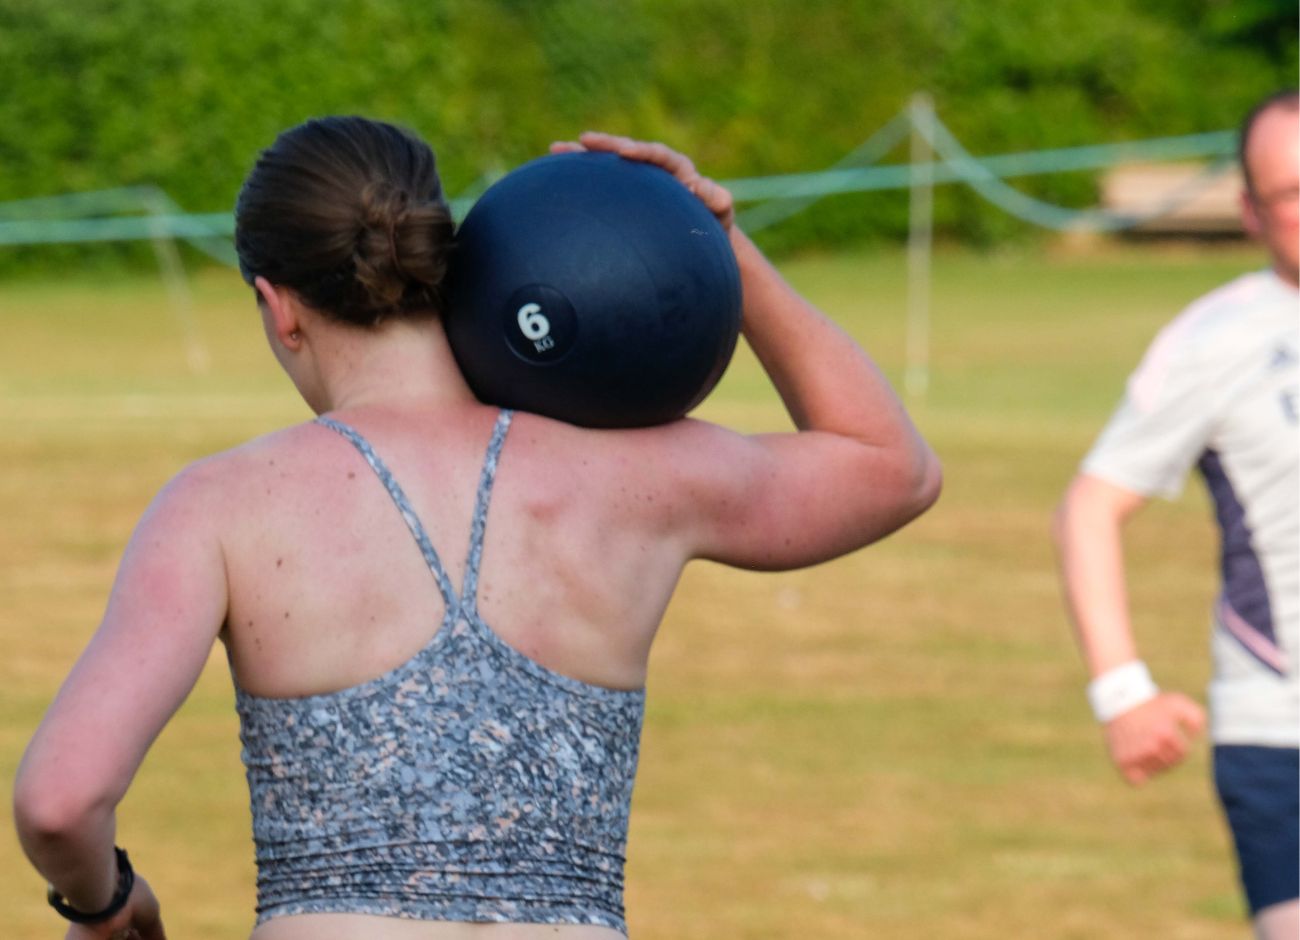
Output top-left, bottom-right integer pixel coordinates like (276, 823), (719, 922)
(550, 132), (736, 233)
(64, 876), (165, 940)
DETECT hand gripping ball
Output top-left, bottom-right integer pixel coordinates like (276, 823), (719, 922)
(443, 151), (742, 428)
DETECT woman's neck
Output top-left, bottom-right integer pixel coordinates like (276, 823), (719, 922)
(309, 317), (477, 415)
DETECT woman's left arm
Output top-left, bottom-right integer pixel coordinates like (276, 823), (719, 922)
(13, 463), (228, 922)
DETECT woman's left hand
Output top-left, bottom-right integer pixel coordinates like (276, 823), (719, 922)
(550, 132), (735, 233)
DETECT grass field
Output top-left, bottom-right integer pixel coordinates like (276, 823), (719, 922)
(0, 242), (1266, 938)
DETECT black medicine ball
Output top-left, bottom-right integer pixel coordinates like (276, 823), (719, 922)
(443, 151), (742, 428)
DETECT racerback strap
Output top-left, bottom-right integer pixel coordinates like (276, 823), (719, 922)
(459, 409), (513, 614)
(314, 410), (513, 616)
(315, 415), (459, 611)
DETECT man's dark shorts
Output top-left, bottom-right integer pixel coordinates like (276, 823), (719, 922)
(1213, 744), (1300, 915)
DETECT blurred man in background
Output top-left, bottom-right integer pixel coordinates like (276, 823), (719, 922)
(1054, 89), (1298, 940)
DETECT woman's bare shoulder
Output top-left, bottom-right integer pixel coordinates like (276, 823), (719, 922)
(507, 411), (739, 463)
(152, 421), (333, 514)
(498, 411), (742, 490)
(497, 412), (752, 538)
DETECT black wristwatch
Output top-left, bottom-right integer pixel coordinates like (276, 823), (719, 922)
(47, 846), (135, 924)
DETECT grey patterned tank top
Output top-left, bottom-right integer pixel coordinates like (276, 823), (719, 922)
(235, 411), (646, 933)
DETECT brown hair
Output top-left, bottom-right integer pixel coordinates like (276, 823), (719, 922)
(1239, 90), (1299, 195)
(235, 116), (454, 325)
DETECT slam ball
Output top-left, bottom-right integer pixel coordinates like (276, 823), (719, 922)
(443, 151), (742, 428)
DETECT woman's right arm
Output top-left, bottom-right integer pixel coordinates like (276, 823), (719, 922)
(675, 226), (941, 569)
(554, 133), (940, 570)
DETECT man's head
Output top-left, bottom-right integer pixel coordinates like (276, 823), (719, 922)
(1239, 90), (1299, 286)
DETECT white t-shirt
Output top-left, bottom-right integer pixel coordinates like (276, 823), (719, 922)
(1082, 270), (1299, 746)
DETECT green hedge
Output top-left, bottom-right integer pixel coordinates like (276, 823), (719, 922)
(0, 0), (1294, 262)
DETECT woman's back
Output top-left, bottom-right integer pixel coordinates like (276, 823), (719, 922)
(217, 402), (671, 937)
(219, 403), (688, 700)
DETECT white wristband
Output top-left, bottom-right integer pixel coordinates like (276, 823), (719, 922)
(1087, 661), (1159, 723)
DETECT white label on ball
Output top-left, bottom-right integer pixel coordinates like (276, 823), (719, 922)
(516, 303), (551, 341)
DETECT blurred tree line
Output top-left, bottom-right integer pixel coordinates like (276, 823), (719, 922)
(0, 0), (1294, 260)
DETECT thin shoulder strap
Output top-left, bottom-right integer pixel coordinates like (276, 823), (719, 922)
(459, 409), (514, 613)
(315, 416), (458, 610)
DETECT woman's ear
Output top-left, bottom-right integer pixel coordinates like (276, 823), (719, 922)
(254, 276), (304, 350)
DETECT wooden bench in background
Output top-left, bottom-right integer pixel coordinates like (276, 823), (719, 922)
(1101, 162), (1244, 235)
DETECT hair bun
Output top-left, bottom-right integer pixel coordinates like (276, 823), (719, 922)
(235, 116), (453, 326)
(353, 182), (453, 318)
